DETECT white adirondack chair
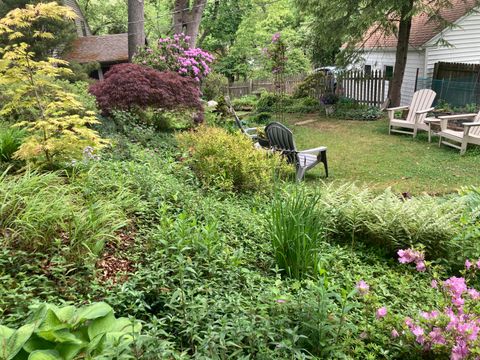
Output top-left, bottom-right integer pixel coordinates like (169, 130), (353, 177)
(387, 89), (436, 140)
(438, 111), (480, 155)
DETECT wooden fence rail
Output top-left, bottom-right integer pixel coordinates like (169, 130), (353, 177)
(337, 70), (389, 107)
(225, 74), (307, 98)
(225, 70), (389, 108)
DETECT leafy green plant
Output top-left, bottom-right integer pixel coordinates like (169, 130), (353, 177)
(231, 95), (258, 111)
(0, 302), (141, 360)
(0, 170), (127, 258)
(271, 186), (325, 279)
(176, 126), (289, 193)
(318, 183), (467, 267)
(0, 124), (25, 162)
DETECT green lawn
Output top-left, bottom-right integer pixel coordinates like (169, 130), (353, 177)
(280, 115), (480, 194)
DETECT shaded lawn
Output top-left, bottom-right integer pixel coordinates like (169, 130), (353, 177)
(281, 115), (480, 194)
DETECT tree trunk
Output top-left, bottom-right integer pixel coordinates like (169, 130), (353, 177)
(128, 0), (145, 61)
(173, 0), (207, 48)
(388, 0), (414, 107)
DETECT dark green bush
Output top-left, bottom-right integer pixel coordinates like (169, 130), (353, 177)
(202, 71), (228, 100)
(293, 72), (326, 99)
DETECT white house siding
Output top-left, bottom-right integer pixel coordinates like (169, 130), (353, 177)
(63, 0), (92, 37)
(425, 10), (480, 77)
(361, 49), (426, 105)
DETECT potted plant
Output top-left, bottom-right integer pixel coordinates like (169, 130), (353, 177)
(321, 93), (339, 116)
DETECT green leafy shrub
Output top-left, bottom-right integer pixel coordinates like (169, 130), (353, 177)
(284, 96), (321, 113)
(271, 186), (325, 279)
(202, 71), (228, 100)
(0, 124), (25, 162)
(293, 72), (326, 99)
(0, 302), (141, 359)
(334, 105), (383, 120)
(232, 95), (258, 111)
(256, 92), (293, 113)
(176, 126), (289, 192)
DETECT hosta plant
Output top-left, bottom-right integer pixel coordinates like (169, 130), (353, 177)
(0, 302), (141, 359)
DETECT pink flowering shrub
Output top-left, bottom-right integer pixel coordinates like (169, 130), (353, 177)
(133, 33), (214, 82)
(395, 250), (480, 359)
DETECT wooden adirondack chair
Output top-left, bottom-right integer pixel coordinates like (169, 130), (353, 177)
(388, 89), (436, 140)
(265, 122), (328, 181)
(225, 96), (260, 141)
(438, 111), (480, 155)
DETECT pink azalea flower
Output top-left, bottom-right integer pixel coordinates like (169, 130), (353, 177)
(376, 306), (388, 319)
(416, 261), (426, 272)
(431, 280), (438, 289)
(391, 329), (399, 338)
(465, 259), (472, 269)
(356, 280), (369, 296)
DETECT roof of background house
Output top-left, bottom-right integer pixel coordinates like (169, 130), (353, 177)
(64, 33), (128, 64)
(361, 0), (477, 49)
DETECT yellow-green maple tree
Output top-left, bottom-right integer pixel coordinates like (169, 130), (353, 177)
(0, 2), (107, 166)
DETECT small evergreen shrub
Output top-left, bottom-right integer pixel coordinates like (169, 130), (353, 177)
(176, 126), (289, 192)
(89, 63), (204, 121)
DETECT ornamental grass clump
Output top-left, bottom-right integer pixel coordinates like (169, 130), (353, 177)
(270, 186), (325, 279)
(176, 126), (288, 193)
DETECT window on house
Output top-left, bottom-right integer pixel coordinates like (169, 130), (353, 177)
(385, 65), (394, 80)
(364, 64), (372, 75)
(80, 21), (87, 36)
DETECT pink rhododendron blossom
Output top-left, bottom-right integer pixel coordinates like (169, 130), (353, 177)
(465, 259), (472, 269)
(431, 280), (438, 288)
(376, 306), (387, 319)
(391, 329), (399, 338)
(134, 33), (214, 81)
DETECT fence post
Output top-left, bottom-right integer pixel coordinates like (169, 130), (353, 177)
(248, 79), (253, 95)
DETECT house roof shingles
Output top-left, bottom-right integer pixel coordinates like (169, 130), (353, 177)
(362, 0), (477, 49)
(65, 33), (129, 64)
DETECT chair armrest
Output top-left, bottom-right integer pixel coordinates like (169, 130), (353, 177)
(244, 127), (259, 134)
(463, 122), (480, 127)
(299, 146), (327, 155)
(439, 113), (478, 120)
(415, 107), (435, 115)
(387, 106), (409, 111)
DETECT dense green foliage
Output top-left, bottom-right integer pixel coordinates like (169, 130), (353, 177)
(1, 117), (478, 357)
(0, 302), (141, 359)
(176, 126), (289, 192)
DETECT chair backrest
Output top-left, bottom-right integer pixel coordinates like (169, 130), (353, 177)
(265, 122), (298, 165)
(471, 111), (480, 136)
(405, 89), (436, 124)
